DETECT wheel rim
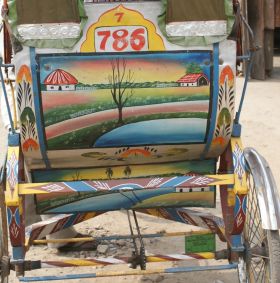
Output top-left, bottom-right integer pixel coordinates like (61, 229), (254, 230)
(238, 258), (248, 283)
(243, 172), (270, 282)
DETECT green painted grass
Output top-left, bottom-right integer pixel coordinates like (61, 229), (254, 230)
(44, 87), (209, 126)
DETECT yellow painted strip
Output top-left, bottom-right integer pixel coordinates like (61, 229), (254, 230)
(94, 268), (169, 277)
(83, 212), (98, 221)
(162, 230), (213, 237)
(231, 138), (248, 195)
(147, 256), (170, 263)
(196, 252), (215, 259)
(146, 253), (215, 262)
(33, 237), (94, 244)
(25, 238), (30, 249)
(63, 259), (101, 266)
(227, 189), (236, 206)
(18, 182), (50, 195)
(209, 174), (234, 185)
(18, 174), (234, 195)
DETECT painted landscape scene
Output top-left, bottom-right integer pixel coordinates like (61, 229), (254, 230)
(38, 51), (212, 150)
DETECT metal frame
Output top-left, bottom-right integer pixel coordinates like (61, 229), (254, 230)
(1, 135), (248, 280)
(18, 264), (238, 282)
(0, 59), (15, 134)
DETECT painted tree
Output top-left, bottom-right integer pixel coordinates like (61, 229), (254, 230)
(124, 166), (132, 178)
(185, 62), (202, 74)
(108, 58), (134, 126)
(105, 167), (113, 180)
(71, 170), (81, 181)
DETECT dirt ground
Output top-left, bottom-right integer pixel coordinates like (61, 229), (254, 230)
(1, 56), (280, 283)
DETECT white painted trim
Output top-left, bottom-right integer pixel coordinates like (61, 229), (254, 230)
(17, 23), (81, 40)
(166, 20), (227, 37)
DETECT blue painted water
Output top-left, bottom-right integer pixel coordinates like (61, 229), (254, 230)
(94, 118), (207, 147)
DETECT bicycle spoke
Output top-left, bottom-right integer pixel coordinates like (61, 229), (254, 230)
(241, 170), (272, 283)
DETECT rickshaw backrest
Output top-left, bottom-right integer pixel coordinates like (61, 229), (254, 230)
(12, 1), (236, 175)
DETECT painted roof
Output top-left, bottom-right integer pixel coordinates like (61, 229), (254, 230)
(177, 73), (208, 83)
(44, 69), (78, 85)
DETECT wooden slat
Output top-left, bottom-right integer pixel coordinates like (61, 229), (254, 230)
(264, 0), (275, 29)
(241, 0), (250, 74)
(19, 174), (235, 195)
(275, 0), (280, 27)
(264, 30), (274, 76)
(264, 0), (274, 76)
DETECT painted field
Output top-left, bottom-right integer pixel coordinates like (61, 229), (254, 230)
(46, 100), (209, 139)
(43, 86), (210, 126)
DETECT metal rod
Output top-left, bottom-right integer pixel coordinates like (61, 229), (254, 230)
(132, 210), (145, 247)
(37, 253), (216, 269)
(236, 55), (251, 60)
(240, 14), (256, 47)
(234, 50), (255, 125)
(19, 264), (238, 281)
(9, 79), (18, 129)
(1, 63), (14, 68)
(0, 60), (15, 133)
(31, 230), (213, 245)
(126, 210), (138, 254)
(234, 12), (257, 125)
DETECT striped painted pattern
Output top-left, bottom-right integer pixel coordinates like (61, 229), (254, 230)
(19, 174), (234, 195)
(40, 253), (215, 268)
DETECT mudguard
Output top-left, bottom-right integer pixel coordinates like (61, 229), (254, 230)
(244, 147), (280, 230)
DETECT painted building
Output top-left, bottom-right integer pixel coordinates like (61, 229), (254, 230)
(44, 69), (78, 91)
(177, 73), (209, 87)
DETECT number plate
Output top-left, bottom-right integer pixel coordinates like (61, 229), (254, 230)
(185, 233), (216, 253)
(95, 26), (148, 52)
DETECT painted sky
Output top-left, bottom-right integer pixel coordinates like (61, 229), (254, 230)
(39, 52), (212, 85)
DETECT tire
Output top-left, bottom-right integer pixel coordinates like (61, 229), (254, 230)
(238, 159), (280, 283)
(266, 230), (280, 283)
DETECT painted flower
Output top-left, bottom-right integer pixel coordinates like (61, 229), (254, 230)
(22, 138), (39, 152)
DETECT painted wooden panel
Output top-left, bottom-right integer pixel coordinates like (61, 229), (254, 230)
(14, 2), (236, 170)
(31, 159), (216, 182)
(38, 51), (212, 151)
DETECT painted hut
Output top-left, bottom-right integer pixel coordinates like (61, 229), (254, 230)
(177, 73), (209, 87)
(44, 69), (78, 91)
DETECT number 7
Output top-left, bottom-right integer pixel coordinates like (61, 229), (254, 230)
(114, 12), (124, 22)
(97, 30), (111, 50)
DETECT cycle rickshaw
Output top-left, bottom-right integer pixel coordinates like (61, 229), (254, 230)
(1, 0), (280, 282)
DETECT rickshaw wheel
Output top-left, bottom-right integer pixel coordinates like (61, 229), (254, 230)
(238, 166), (280, 283)
(0, 167), (9, 283)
